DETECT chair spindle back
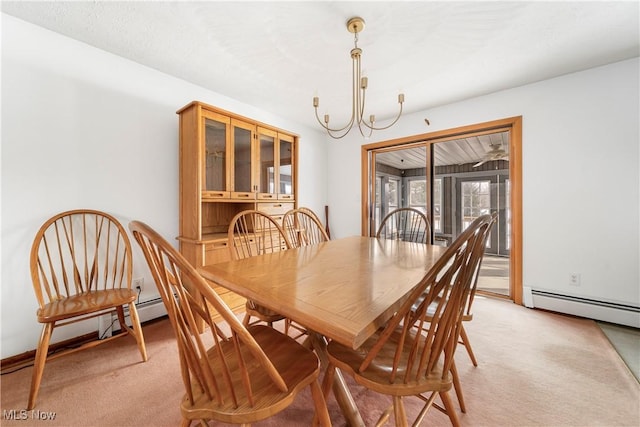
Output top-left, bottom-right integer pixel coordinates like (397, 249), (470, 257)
(129, 221), (287, 409)
(363, 214), (494, 384)
(376, 207), (431, 244)
(31, 209), (132, 307)
(282, 208), (330, 247)
(228, 210), (292, 260)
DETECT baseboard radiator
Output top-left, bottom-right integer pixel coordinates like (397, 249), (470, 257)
(524, 288), (640, 328)
(98, 297), (167, 338)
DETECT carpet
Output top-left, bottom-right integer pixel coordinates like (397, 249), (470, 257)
(1, 297), (638, 426)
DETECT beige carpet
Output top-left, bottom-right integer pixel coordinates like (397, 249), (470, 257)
(1, 297), (638, 426)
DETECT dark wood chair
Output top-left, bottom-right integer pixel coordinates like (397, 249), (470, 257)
(228, 210), (292, 330)
(28, 209), (148, 410)
(282, 207), (330, 248)
(323, 214), (494, 426)
(129, 220), (330, 426)
(376, 207), (431, 243)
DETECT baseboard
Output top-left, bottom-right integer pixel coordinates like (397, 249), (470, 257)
(0, 315), (168, 374)
(526, 288), (640, 328)
(0, 331), (98, 374)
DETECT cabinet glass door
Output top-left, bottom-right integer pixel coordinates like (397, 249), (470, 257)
(257, 128), (276, 198)
(279, 136), (294, 198)
(204, 117), (228, 192)
(232, 119), (254, 195)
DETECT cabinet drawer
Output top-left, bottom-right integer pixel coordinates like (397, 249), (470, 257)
(204, 240), (231, 265)
(202, 191), (230, 200)
(258, 202), (293, 226)
(278, 194), (294, 201)
(231, 191), (256, 200)
(258, 202), (294, 216)
(257, 193), (277, 200)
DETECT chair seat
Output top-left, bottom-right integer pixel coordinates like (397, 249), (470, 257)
(37, 288), (137, 323)
(327, 327), (452, 397)
(181, 325), (320, 424)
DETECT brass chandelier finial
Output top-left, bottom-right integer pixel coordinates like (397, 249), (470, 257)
(313, 17), (405, 139)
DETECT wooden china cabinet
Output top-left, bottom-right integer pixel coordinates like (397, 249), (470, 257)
(177, 101), (298, 317)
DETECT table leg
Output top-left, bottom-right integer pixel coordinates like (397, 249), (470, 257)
(308, 332), (365, 427)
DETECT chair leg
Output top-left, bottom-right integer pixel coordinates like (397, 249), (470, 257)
(242, 313), (251, 327)
(459, 324), (477, 366)
(28, 322), (53, 410)
(321, 364), (336, 400)
(375, 404), (393, 427)
(309, 379), (331, 426)
(450, 360), (466, 413)
(128, 303), (148, 362)
(439, 391), (461, 427)
(392, 396), (409, 427)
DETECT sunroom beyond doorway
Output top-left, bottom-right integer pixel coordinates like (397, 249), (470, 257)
(361, 117), (522, 303)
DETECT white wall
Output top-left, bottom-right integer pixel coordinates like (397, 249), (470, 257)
(327, 58), (640, 312)
(2, 12), (638, 358)
(0, 14), (327, 358)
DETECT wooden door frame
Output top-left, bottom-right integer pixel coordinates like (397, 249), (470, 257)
(361, 116), (523, 305)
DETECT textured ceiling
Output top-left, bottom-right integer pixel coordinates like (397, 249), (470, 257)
(2, 1), (639, 131)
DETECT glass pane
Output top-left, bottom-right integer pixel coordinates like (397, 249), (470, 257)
(204, 118), (226, 191)
(433, 178), (442, 232)
(279, 140), (293, 195)
(409, 180), (426, 207)
(386, 179), (399, 210)
(234, 126), (252, 192)
(461, 180), (491, 229)
(259, 133), (275, 193)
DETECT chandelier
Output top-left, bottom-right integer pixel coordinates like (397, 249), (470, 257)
(313, 17), (405, 139)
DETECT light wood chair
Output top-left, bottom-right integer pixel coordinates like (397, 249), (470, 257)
(415, 213), (498, 413)
(323, 214), (495, 427)
(376, 207), (431, 243)
(451, 212), (498, 367)
(282, 207), (330, 248)
(228, 210), (291, 330)
(129, 220), (330, 427)
(27, 209), (148, 410)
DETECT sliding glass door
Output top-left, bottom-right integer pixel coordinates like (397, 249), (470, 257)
(363, 119), (521, 301)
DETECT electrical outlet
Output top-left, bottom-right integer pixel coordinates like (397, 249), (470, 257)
(133, 277), (144, 291)
(569, 273), (581, 286)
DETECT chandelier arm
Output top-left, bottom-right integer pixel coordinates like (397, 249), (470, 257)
(326, 127), (358, 139)
(353, 52), (374, 139)
(356, 120), (374, 139)
(360, 102), (404, 131)
(356, 88), (374, 138)
(314, 107), (356, 133)
(355, 54), (365, 124)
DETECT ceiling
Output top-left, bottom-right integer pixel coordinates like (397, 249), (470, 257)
(375, 131), (509, 169)
(2, 1), (639, 134)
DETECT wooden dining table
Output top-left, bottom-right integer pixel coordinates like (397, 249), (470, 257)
(198, 235), (447, 426)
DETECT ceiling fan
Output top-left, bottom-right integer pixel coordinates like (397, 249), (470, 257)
(474, 142), (509, 167)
